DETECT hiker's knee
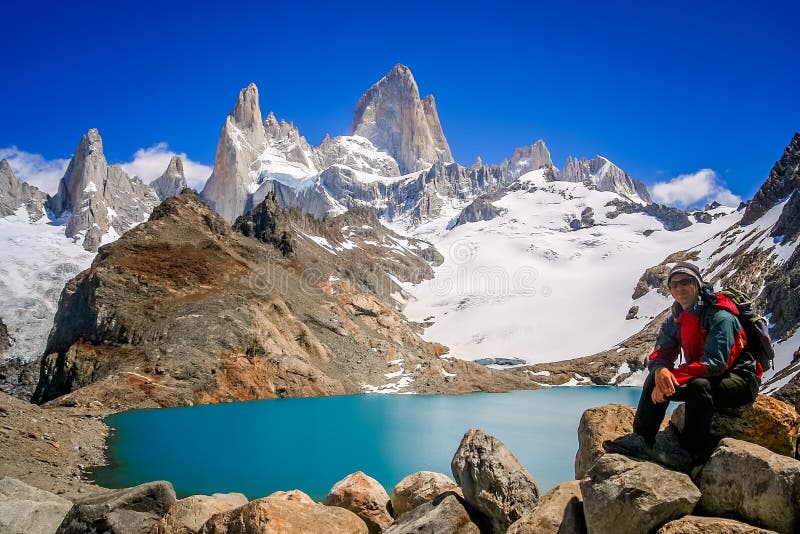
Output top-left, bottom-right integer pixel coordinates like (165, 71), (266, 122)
(685, 377), (712, 396)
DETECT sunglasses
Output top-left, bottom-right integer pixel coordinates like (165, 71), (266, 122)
(668, 278), (695, 289)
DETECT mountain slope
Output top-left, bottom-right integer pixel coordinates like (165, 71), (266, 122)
(31, 191), (537, 409)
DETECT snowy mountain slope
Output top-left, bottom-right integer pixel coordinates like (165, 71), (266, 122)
(398, 169), (738, 363)
(0, 207), (95, 364)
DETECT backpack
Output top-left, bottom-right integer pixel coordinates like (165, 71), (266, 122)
(701, 288), (774, 372)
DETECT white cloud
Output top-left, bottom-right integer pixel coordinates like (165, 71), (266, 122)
(0, 147), (70, 195)
(651, 169), (742, 209)
(120, 143), (212, 191)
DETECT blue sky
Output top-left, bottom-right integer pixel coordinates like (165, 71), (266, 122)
(1, 0), (797, 206)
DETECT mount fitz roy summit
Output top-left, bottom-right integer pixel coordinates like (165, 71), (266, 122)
(0, 64), (799, 408)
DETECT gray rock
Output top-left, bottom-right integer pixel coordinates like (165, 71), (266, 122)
(150, 492), (248, 534)
(0, 316), (9, 355)
(383, 494), (480, 534)
(626, 306), (638, 320)
(201, 83), (269, 223)
(657, 515), (778, 533)
(562, 155), (651, 203)
(46, 129), (160, 251)
(0, 159), (48, 220)
(391, 471), (460, 517)
(501, 140), (554, 181)
(318, 135), (400, 176)
(695, 438), (800, 534)
(574, 404), (635, 479)
(0, 477), (73, 534)
(451, 428), (539, 532)
(150, 156), (188, 201)
(580, 454), (700, 534)
(264, 112), (321, 172)
(507, 480), (586, 534)
(742, 132), (800, 226)
(351, 64), (453, 174)
(671, 395), (800, 457)
(323, 471), (392, 534)
(56, 481), (176, 534)
(448, 192), (506, 229)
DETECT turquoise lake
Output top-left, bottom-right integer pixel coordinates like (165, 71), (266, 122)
(93, 386), (642, 500)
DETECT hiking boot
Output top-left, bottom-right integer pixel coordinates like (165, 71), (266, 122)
(602, 433), (652, 460)
(649, 442), (693, 472)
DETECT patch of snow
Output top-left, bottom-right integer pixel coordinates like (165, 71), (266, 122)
(0, 207), (95, 362)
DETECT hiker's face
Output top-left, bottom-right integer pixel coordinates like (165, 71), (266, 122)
(670, 275), (699, 309)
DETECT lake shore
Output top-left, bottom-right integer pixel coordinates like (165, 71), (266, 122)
(0, 391), (110, 500)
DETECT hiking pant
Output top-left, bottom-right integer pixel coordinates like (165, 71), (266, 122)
(633, 371), (756, 454)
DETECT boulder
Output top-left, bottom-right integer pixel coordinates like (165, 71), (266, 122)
(323, 471), (393, 534)
(575, 404), (635, 479)
(451, 428), (539, 533)
(657, 515), (778, 533)
(383, 494), (480, 534)
(150, 492), (248, 534)
(391, 471), (461, 517)
(671, 395), (800, 457)
(507, 480), (585, 534)
(0, 477), (73, 534)
(580, 454), (700, 534)
(695, 438), (800, 534)
(57, 481), (176, 534)
(199, 491), (367, 533)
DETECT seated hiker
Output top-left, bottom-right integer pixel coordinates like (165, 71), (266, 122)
(605, 262), (762, 464)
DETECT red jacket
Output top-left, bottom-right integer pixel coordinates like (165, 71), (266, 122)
(648, 291), (757, 385)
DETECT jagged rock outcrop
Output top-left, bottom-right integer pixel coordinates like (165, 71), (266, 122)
(46, 129), (160, 251)
(323, 472), (393, 534)
(581, 454), (701, 534)
(562, 155), (652, 203)
(0, 159), (48, 220)
(695, 438), (800, 533)
(151, 492), (249, 534)
(450, 429), (539, 533)
(0, 477), (73, 534)
(263, 112), (320, 172)
(31, 190), (533, 410)
(351, 64), (453, 174)
(606, 199), (692, 231)
(198, 491), (368, 533)
(448, 192), (506, 229)
(56, 481), (176, 534)
(318, 136), (401, 176)
(0, 318), (9, 355)
(201, 83), (269, 224)
(741, 133), (800, 226)
(150, 156), (189, 201)
(391, 472), (461, 518)
(501, 140), (554, 181)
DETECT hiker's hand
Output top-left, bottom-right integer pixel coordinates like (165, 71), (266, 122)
(652, 368), (679, 403)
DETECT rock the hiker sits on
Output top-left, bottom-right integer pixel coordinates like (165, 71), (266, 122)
(605, 262), (763, 464)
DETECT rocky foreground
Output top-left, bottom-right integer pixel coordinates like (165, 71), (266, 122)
(2, 393), (798, 534)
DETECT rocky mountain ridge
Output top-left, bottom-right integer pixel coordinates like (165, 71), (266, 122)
(198, 64), (655, 227)
(47, 128), (161, 251)
(351, 64), (454, 174)
(0, 159), (48, 220)
(30, 190), (539, 410)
